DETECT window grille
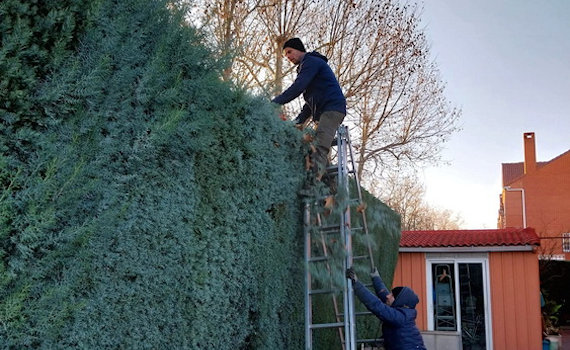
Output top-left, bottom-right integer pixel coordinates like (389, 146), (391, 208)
(563, 232), (570, 253)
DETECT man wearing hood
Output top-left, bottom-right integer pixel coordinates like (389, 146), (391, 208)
(346, 267), (427, 350)
(272, 38), (346, 180)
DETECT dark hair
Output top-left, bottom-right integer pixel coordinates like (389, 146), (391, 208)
(282, 38), (306, 52)
(392, 286), (403, 299)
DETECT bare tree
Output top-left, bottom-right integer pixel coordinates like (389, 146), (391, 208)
(188, 0), (265, 83)
(381, 171), (463, 230)
(188, 0), (461, 195)
(189, 0), (314, 95)
(313, 1), (461, 183)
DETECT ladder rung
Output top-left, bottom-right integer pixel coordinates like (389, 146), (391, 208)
(338, 311), (374, 317)
(309, 288), (341, 295)
(308, 256), (329, 263)
(328, 166), (356, 174)
(356, 338), (383, 344)
(353, 255), (369, 260)
(318, 224), (341, 233)
(310, 322), (345, 329)
(348, 199), (361, 205)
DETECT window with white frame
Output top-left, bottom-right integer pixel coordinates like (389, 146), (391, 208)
(426, 254), (492, 350)
(563, 232), (570, 253)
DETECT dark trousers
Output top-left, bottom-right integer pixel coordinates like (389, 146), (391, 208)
(313, 111), (345, 176)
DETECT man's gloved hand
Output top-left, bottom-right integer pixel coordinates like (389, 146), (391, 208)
(346, 267), (358, 283)
(370, 267), (380, 279)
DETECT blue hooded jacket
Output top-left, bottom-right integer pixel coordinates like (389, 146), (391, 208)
(272, 51), (346, 123)
(353, 276), (426, 350)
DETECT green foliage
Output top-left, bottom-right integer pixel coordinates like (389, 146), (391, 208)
(0, 0), (91, 114)
(543, 297), (562, 335)
(358, 185), (401, 285)
(0, 0), (400, 348)
(0, 0), (96, 180)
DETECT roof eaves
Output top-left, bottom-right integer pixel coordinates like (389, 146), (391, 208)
(399, 245), (536, 253)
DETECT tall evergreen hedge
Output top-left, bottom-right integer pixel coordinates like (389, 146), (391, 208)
(0, 0), (400, 348)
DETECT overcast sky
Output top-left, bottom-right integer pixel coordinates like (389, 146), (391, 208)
(418, 0), (570, 228)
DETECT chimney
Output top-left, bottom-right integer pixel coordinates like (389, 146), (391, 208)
(523, 132), (536, 174)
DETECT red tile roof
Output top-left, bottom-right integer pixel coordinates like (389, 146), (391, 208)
(501, 148), (570, 186)
(502, 162), (524, 186)
(502, 162), (547, 186)
(401, 228), (540, 248)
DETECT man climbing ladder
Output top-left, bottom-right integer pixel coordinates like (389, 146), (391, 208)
(272, 37), (346, 181)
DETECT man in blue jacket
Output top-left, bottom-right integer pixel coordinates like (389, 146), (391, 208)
(346, 267), (427, 350)
(272, 38), (346, 180)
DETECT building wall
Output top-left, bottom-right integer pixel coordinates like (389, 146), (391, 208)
(489, 251), (542, 350)
(501, 133), (570, 260)
(501, 189), (525, 227)
(393, 252), (427, 330)
(502, 150), (570, 259)
(395, 250), (542, 350)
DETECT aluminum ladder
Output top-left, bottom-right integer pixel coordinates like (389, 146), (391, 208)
(303, 125), (380, 350)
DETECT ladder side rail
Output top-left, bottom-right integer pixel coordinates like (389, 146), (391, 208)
(345, 127), (375, 270)
(304, 201), (313, 350)
(338, 126), (356, 350)
(343, 125), (383, 347)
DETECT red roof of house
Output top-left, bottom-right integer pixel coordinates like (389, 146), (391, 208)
(502, 162), (547, 186)
(401, 228), (540, 248)
(502, 162), (524, 186)
(501, 149), (570, 186)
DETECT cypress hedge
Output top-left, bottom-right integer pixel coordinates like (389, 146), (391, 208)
(0, 0), (401, 348)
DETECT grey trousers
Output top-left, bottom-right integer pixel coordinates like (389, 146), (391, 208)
(313, 111), (345, 176)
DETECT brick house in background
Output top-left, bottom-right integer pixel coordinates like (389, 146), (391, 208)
(498, 132), (570, 260)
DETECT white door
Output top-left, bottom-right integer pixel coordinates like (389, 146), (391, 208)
(426, 253), (493, 350)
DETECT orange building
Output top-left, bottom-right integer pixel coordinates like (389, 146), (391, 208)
(393, 228), (541, 350)
(498, 132), (570, 260)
